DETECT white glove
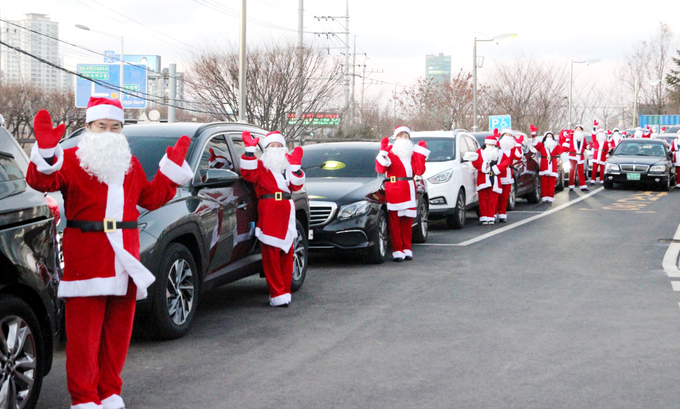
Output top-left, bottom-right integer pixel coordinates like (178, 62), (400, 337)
(463, 151), (478, 162)
(529, 146), (538, 154)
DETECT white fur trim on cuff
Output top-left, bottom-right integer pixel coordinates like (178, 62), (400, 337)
(492, 165), (500, 175)
(413, 144), (430, 158)
(289, 164), (301, 172)
(240, 157), (258, 170)
(288, 170), (305, 186)
(397, 209), (417, 218)
(30, 144), (63, 175)
(38, 146), (57, 157)
(159, 154), (193, 186)
(270, 293), (291, 306)
(245, 146), (256, 153)
(376, 154), (391, 167)
(71, 402), (103, 409)
(562, 142), (569, 147)
(101, 394), (125, 409)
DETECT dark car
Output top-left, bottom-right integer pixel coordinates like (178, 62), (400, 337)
(57, 123), (310, 339)
(472, 131), (543, 209)
(0, 125), (62, 408)
(302, 142), (428, 264)
(603, 138), (676, 190)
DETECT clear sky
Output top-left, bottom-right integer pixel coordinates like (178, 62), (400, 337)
(2, 0), (679, 99)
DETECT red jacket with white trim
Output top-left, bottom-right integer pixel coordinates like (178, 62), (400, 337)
(591, 136), (610, 165)
(534, 142), (567, 177)
(26, 145), (191, 299)
(564, 137), (588, 164)
(468, 148), (509, 194)
(375, 144), (429, 212)
(240, 155), (304, 252)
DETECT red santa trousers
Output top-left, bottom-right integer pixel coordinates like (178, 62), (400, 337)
(541, 175), (556, 200)
(568, 159), (587, 188)
(388, 211), (413, 257)
(478, 188), (499, 222)
(591, 163), (603, 182)
(677, 167), (680, 186)
(65, 279), (137, 408)
(261, 243), (294, 305)
(496, 184), (512, 220)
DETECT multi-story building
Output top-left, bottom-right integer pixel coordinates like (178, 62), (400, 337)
(1, 13), (72, 91)
(426, 53), (451, 85)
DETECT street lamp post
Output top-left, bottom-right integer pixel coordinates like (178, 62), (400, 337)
(472, 33), (517, 132)
(633, 78), (662, 127)
(568, 57), (599, 129)
(75, 25), (124, 105)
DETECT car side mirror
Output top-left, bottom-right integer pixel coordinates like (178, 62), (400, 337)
(195, 168), (240, 187)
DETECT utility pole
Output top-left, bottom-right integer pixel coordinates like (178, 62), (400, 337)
(168, 63), (176, 123)
(297, 0), (304, 144)
(238, 0), (247, 123)
(344, 0), (350, 120)
(350, 35), (356, 125)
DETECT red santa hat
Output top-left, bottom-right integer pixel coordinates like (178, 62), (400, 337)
(596, 127), (605, 134)
(85, 97), (124, 124)
(263, 131), (286, 148)
(500, 128), (512, 136)
(393, 125), (411, 138)
(485, 135), (497, 145)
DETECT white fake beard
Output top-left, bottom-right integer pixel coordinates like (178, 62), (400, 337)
(499, 135), (514, 151)
(596, 133), (605, 143)
(482, 145), (499, 162)
(261, 147), (289, 174)
(545, 138), (558, 151)
(612, 132), (620, 140)
(574, 131), (585, 141)
(392, 139), (414, 161)
(76, 130), (131, 186)
(634, 130), (643, 138)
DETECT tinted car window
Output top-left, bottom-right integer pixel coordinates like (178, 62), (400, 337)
(0, 129), (28, 174)
(614, 140), (667, 157)
(230, 135), (263, 159)
(197, 135), (232, 178)
(411, 137), (455, 162)
(463, 135), (479, 153)
(0, 153), (23, 181)
(302, 146), (379, 178)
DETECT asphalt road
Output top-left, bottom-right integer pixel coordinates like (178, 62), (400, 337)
(38, 184), (680, 408)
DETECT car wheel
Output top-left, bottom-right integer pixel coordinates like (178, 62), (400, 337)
(146, 243), (199, 340)
(0, 295), (45, 409)
(290, 220), (308, 292)
(603, 180), (614, 189)
(661, 177), (671, 192)
(446, 189), (466, 229)
(526, 174), (541, 204)
(556, 168), (565, 192)
(366, 209), (388, 264)
(506, 182), (517, 211)
(412, 196), (428, 243)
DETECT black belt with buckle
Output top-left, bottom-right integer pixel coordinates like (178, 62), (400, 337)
(386, 176), (414, 183)
(261, 192), (292, 201)
(67, 219), (138, 233)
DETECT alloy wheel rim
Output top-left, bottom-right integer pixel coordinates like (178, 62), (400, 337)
(378, 215), (387, 257)
(0, 315), (37, 409)
(510, 184), (516, 207)
(293, 234), (306, 281)
(420, 201), (428, 236)
(166, 259), (194, 326)
(457, 193), (465, 224)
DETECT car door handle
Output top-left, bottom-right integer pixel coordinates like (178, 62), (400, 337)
(237, 201), (248, 210)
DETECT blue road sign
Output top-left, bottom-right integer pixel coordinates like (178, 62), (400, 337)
(103, 50), (115, 63)
(489, 115), (511, 132)
(639, 115), (680, 127)
(75, 64), (147, 109)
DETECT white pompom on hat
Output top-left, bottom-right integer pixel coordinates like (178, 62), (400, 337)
(393, 125), (411, 138)
(85, 97), (124, 124)
(263, 131), (286, 148)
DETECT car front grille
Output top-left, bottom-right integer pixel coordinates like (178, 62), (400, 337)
(620, 164), (649, 172)
(309, 201), (337, 227)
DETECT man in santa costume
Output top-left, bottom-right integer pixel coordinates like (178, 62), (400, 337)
(564, 124), (589, 191)
(240, 130), (304, 307)
(495, 128), (522, 222)
(610, 128), (624, 149)
(376, 126), (429, 261)
(26, 97), (193, 409)
(590, 127), (609, 184)
(531, 129), (567, 203)
(463, 134), (508, 224)
(672, 136), (680, 188)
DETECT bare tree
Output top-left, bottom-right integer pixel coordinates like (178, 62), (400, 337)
(185, 40), (343, 138)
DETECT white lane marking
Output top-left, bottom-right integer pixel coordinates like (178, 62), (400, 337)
(416, 188), (604, 247)
(662, 222), (680, 278)
(672, 282), (680, 291)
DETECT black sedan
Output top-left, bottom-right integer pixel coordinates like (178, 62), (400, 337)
(0, 125), (62, 408)
(302, 142), (428, 264)
(56, 123), (310, 339)
(603, 138), (676, 190)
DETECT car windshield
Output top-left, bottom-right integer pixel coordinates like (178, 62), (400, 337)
(61, 133), (191, 181)
(614, 140), (667, 157)
(410, 137), (455, 162)
(302, 145), (379, 178)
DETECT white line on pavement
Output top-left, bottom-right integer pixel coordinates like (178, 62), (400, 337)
(662, 222), (680, 278)
(416, 187), (604, 247)
(672, 282), (680, 291)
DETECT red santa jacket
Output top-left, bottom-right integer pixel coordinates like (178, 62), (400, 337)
(497, 147), (521, 185)
(534, 142), (567, 177)
(375, 144), (429, 218)
(672, 139), (680, 166)
(591, 135), (610, 165)
(564, 136), (588, 164)
(240, 155), (304, 252)
(26, 144), (192, 299)
(468, 148), (508, 194)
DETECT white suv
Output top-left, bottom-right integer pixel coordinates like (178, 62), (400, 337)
(410, 130), (479, 229)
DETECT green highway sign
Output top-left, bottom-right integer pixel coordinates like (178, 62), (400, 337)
(123, 84), (140, 91)
(78, 65), (109, 74)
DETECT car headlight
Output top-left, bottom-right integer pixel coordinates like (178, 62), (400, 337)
(650, 165), (666, 172)
(427, 169), (453, 184)
(337, 200), (371, 220)
(605, 163), (620, 172)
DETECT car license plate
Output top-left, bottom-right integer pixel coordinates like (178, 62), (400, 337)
(626, 173), (641, 181)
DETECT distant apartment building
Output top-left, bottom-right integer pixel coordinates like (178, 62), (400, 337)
(1, 13), (72, 91)
(426, 53), (451, 85)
